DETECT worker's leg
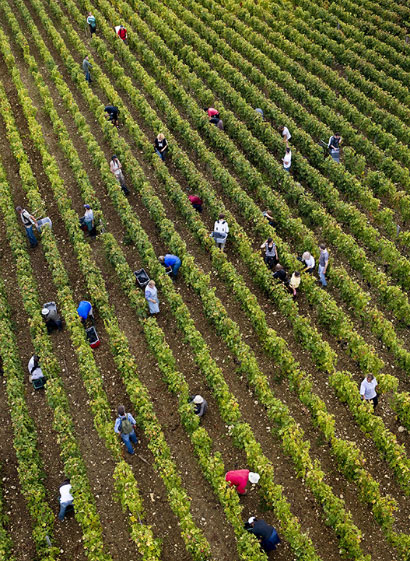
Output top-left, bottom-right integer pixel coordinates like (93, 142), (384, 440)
(172, 260), (181, 277)
(121, 433), (135, 454)
(318, 265), (327, 286)
(155, 149), (164, 161)
(25, 226), (38, 247)
(58, 501), (72, 520)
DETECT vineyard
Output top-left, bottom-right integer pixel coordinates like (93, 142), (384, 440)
(0, 0), (409, 559)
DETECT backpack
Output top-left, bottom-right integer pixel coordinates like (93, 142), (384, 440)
(119, 415), (133, 435)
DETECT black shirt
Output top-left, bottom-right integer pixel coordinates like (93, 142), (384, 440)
(248, 520), (274, 541)
(154, 138), (168, 151)
(273, 269), (287, 282)
(105, 105), (119, 116)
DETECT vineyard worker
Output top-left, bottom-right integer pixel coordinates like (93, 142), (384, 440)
(145, 280), (159, 315)
(212, 214), (229, 251)
(300, 251), (315, 274)
(188, 395), (208, 417)
(282, 147), (292, 172)
(87, 12), (96, 36)
(188, 194), (203, 213)
(273, 263), (287, 283)
(288, 271), (301, 298)
(58, 479), (74, 521)
(117, 24), (127, 42)
(318, 243), (329, 287)
(225, 470), (260, 495)
(245, 517), (281, 553)
(42, 303), (63, 333)
(360, 375), (378, 410)
(154, 133), (168, 161)
(110, 155), (125, 185)
(115, 405), (138, 455)
(82, 204), (95, 234)
(104, 105), (119, 127)
(77, 300), (94, 325)
(16, 206), (38, 248)
(328, 132), (342, 163)
(158, 254), (182, 279)
(262, 209), (275, 227)
(82, 55), (92, 84)
(279, 125), (291, 143)
(206, 107), (219, 119)
(28, 354), (46, 388)
(255, 107), (264, 120)
(260, 237), (278, 270)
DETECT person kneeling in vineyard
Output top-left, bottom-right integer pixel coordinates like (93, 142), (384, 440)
(58, 479), (74, 521)
(245, 517), (281, 553)
(104, 105), (119, 127)
(188, 395), (208, 417)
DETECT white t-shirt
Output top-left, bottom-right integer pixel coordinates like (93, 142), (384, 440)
(282, 127), (291, 141)
(214, 220), (229, 235)
(28, 356), (44, 380)
(304, 255), (315, 269)
(360, 378), (377, 400)
(283, 151), (292, 169)
(84, 209), (94, 222)
(59, 483), (74, 503)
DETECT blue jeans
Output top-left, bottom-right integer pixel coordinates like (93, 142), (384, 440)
(58, 500), (74, 520)
(283, 166), (290, 172)
(318, 264), (327, 286)
(155, 148), (166, 161)
(121, 431), (138, 454)
(25, 226), (38, 247)
(171, 259), (181, 278)
(262, 528), (281, 552)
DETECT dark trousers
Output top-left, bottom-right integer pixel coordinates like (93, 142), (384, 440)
(89, 25), (96, 36)
(264, 255), (277, 270)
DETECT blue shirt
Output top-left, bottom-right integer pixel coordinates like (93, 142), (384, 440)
(77, 301), (92, 319)
(114, 413), (136, 434)
(164, 254), (180, 267)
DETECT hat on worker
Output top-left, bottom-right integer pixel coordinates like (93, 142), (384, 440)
(84, 204), (91, 209)
(248, 472), (260, 484)
(248, 516), (256, 524)
(193, 395), (204, 405)
(41, 308), (50, 316)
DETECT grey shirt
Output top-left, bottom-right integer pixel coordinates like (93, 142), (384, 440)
(319, 250), (329, 267)
(82, 59), (92, 72)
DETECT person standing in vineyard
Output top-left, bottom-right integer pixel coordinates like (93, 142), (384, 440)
(16, 206), (38, 248)
(58, 479), (74, 521)
(145, 280), (159, 315)
(328, 132), (342, 163)
(318, 243), (329, 287)
(360, 375), (378, 410)
(86, 12), (96, 36)
(117, 24), (127, 42)
(82, 55), (92, 84)
(115, 405), (138, 454)
(282, 147), (292, 172)
(211, 214), (229, 251)
(279, 125), (291, 144)
(260, 237), (278, 270)
(300, 251), (315, 274)
(154, 133), (168, 161)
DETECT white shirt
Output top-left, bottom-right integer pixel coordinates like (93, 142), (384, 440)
(282, 127), (291, 141)
(360, 377), (377, 400)
(84, 209), (94, 222)
(283, 151), (292, 168)
(214, 219), (229, 235)
(59, 483), (74, 503)
(28, 356), (44, 380)
(304, 255), (315, 269)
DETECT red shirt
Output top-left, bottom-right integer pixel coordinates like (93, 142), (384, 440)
(207, 108), (219, 118)
(225, 469), (249, 494)
(118, 27), (127, 40)
(188, 195), (203, 205)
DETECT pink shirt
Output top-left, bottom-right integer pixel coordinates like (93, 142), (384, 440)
(225, 469), (249, 494)
(188, 195), (203, 205)
(207, 108), (219, 118)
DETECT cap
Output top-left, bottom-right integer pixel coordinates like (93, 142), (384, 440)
(248, 472), (260, 484)
(84, 204), (91, 209)
(193, 395), (204, 405)
(247, 517), (256, 524)
(41, 308), (50, 316)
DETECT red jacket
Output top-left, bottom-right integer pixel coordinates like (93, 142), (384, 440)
(225, 469), (249, 494)
(118, 27), (127, 40)
(188, 195), (203, 206)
